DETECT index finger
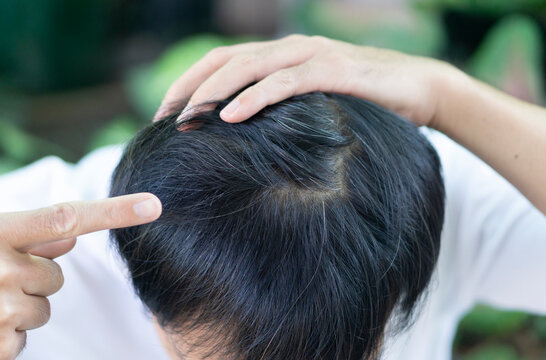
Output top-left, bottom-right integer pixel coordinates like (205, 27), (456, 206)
(153, 42), (265, 122)
(153, 44), (242, 122)
(1, 193), (162, 251)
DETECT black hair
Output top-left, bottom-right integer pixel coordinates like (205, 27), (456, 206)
(110, 92), (445, 360)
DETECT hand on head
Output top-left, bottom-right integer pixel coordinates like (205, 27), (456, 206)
(155, 34), (449, 127)
(156, 33), (546, 214)
(4, 30), (544, 360)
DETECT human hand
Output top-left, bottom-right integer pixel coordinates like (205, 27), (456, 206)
(155, 34), (456, 127)
(155, 34), (546, 217)
(0, 193), (161, 359)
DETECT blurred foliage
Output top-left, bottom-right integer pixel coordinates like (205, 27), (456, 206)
(454, 304), (546, 359)
(128, 35), (230, 119)
(293, 0), (445, 56)
(0, 34), (244, 175)
(532, 316), (546, 340)
(455, 305), (531, 342)
(0, 3), (546, 356)
(86, 115), (141, 153)
(0, 121), (69, 174)
(0, 0), (113, 90)
(468, 15), (544, 103)
(127, 34), (253, 119)
(458, 344), (520, 360)
(416, 0), (546, 15)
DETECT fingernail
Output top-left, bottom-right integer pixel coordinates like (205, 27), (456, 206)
(220, 99), (239, 119)
(153, 104), (171, 122)
(133, 198), (160, 219)
(176, 106), (194, 123)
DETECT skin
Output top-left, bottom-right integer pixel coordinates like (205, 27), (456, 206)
(0, 193), (162, 359)
(152, 34), (546, 358)
(156, 34), (546, 215)
(4, 33), (544, 359)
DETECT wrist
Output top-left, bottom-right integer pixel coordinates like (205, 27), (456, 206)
(428, 62), (471, 132)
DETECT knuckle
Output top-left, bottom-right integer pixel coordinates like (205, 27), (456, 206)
(318, 51), (345, 66)
(274, 70), (296, 92)
(0, 304), (19, 329)
(233, 53), (257, 67)
(206, 46), (229, 59)
(0, 263), (16, 287)
(47, 203), (78, 238)
(285, 33), (306, 42)
(102, 202), (118, 227)
(310, 35), (329, 45)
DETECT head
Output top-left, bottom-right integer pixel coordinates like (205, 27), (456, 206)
(110, 92), (445, 360)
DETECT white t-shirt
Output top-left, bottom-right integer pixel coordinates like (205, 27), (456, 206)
(1, 131), (544, 360)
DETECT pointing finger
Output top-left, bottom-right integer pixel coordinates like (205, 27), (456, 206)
(1, 193), (162, 251)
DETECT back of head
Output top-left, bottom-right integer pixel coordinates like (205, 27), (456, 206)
(110, 92), (445, 360)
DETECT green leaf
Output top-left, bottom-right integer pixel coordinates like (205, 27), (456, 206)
(467, 15), (544, 104)
(0, 121), (36, 161)
(532, 316), (546, 340)
(0, 120), (70, 163)
(87, 115), (139, 152)
(460, 344), (520, 360)
(455, 305), (531, 341)
(0, 156), (24, 175)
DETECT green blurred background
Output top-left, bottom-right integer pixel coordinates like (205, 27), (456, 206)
(0, 0), (545, 358)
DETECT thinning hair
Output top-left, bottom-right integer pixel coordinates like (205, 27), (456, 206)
(110, 92), (445, 359)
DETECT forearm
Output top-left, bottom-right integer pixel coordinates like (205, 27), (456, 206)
(154, 34), (546, 214)
(432, 66), (546, 214)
